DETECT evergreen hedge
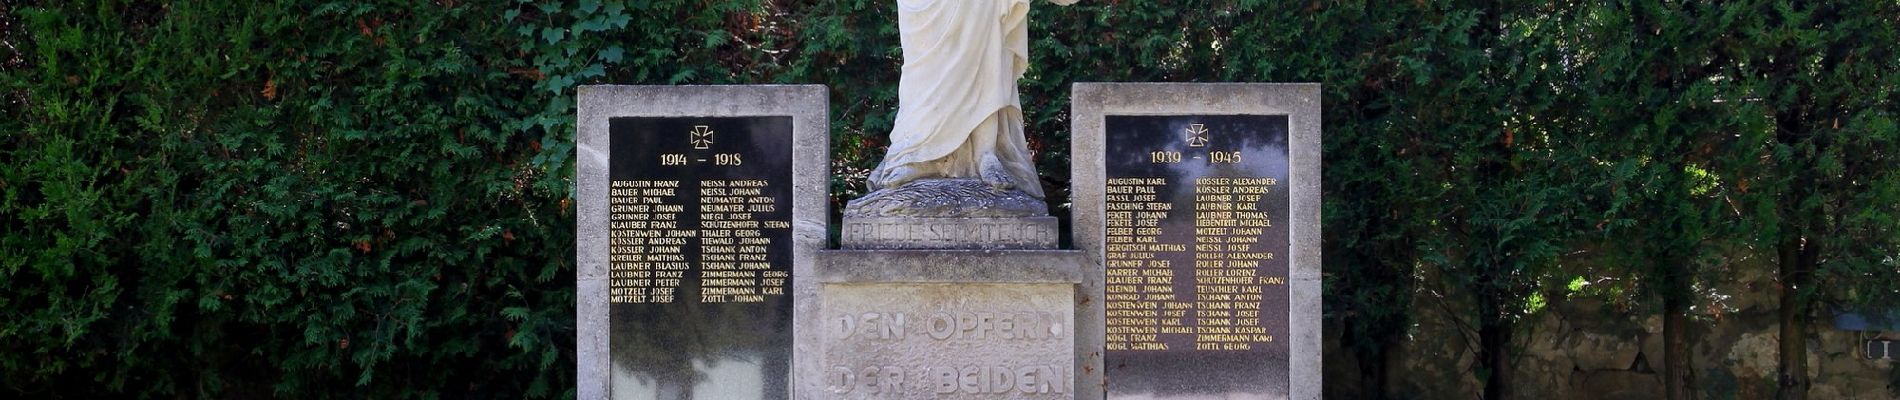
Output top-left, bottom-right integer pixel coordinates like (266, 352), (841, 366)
(2, 1), (1896, 399)
(4, 1), (573, 398)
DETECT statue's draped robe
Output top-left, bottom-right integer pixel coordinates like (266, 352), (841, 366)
(870, 0), (1045, 198)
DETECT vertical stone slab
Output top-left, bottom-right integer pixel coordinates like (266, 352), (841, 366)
(578, 85), (827, 400)
(1072, 83), (1322, 400)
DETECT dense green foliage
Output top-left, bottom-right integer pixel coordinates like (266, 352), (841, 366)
(2, 1), (572, 398)
(3, 1), (577, 398)
(2, 0), (1896, 399)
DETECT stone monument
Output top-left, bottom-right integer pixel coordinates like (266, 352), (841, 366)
(577, 6), (1323, 400)
(576, 85), (828, 400)
(800, 1), (1095, 399)
(1072, 83), (1323, 400)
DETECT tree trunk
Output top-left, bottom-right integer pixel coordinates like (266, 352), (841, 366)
(1775, 231), (1818, 400)
(1381, 334), (1401, 399)
(1351, 332), (1386, 399)
(1480, 318), (1512, 400)
(1352, 329), (1400, 399)
(1659, 158), (1698, 400)
(1343, 297), (1405, 400)
(1663, 293), (1695, 400)
(1773, 101), (1820, 400)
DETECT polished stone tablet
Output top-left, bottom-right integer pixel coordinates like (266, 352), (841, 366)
(1072, 83), (1322, 400)
(1101, 114), (1291, 398)
(577, 85), (828, 400)
(605, 115), (794, 399)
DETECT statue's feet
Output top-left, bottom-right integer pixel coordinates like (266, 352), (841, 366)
(979, 153), (1016, 192)
(873, 164), (928, 191)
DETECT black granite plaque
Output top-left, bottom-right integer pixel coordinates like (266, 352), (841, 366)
(607, 116), (793, 399)
(1102, 115), (1291, 399)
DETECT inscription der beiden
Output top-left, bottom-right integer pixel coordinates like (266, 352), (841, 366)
(826, 310), (1068, 396)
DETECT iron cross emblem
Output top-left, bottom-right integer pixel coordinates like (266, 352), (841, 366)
(1185, 123), (1209, 148)
(689, 125), (714, 150)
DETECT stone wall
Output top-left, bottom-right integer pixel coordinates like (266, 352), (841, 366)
(1325, 255), (1897, 399)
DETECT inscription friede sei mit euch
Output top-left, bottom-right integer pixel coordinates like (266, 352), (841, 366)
(1104, 116), (1292, 398)
(843, 220), (1054, 245)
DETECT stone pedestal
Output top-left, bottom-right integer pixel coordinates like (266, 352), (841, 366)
(800, 169), (1083, 398)
(801, 250), (1086, 399)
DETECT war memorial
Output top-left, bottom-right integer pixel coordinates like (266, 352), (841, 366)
(576, 1), (1318, 399)
(11, 1), (1900, 399)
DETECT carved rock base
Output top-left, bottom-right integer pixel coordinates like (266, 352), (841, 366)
(844, 178), (1048, 218)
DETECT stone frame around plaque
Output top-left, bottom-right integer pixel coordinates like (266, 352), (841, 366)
(1071, 82), (1322, 400)
(576, 85), (829, 400)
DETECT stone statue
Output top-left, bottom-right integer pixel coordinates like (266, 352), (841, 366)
(850, 0), (1077, 218)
